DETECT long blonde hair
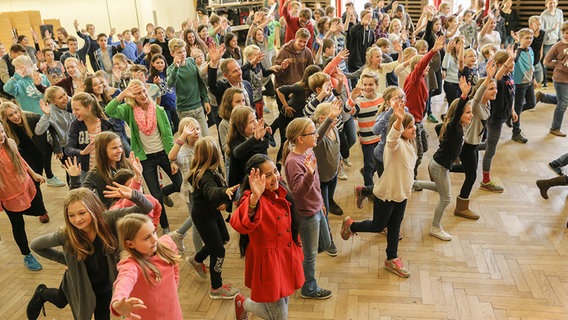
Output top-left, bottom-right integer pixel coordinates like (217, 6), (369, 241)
(117, 214), (181, 285)
(63, 188), (117, 261)
(187, 136), (225, 190)
(0, 102), (34, 144)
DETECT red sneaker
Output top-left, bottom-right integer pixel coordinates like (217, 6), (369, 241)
(39, 213), (49, 223)
(234, 293), (248, 320)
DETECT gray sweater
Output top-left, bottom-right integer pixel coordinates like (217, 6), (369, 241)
(34, 104), (75, 148)
(464, 83), (490, 145)
(313, 117), (340, 183)
(30, 190), (152, 320)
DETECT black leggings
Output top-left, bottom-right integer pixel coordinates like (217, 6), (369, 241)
(42, 284), (112, 320)
(192, 210), (229, 289)
(2, 182), (47, 255)
(350, 198), (407, 260)
(451, 143), (479, 199)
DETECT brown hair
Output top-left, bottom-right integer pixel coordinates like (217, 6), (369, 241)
(72, 92), (107, 120)
(226, 106), (255, 155)
(93, 131), (129, 184)
(187, 136), (225, 190)
(219, 87), (245, 120)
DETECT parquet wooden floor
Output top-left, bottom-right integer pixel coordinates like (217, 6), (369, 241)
(2, 88), (568, 319)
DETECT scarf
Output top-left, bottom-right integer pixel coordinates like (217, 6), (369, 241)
(133, 101), (157, 136)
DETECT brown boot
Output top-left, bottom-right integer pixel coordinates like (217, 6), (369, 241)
(454, 197), (480, 220)
(536, 175), (568, 199)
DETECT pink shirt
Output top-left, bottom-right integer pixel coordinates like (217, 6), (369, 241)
(111, 235), (182, 320)
(0, 139), (36, 212)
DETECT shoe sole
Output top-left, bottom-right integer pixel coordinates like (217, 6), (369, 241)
(300, 293), (333, 300)
(326, 251), (339, 257)
(479, 186), (504, 193)
(384, 266), (410, 278)
(354, 187), (366, 209)
(429, 232), (452, 241)
(210, 294), (238, 300)
(454, 212), (480, 220)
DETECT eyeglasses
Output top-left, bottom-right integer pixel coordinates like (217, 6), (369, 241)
(391, 95), (406, 102)
(301, 131), (317, 137)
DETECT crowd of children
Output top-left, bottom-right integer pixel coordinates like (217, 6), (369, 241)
(0, 0), (567, 318)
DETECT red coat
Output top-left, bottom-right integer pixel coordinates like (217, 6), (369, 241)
(230, 187), (304, 302)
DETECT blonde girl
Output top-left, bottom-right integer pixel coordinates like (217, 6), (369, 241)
(358, 45), (403, 93)
(111, 214), (183, 319)
(342, 98), (416, 278)
(167, 117), (204, 254)
(111, 53), (132, 90)
(187, 136), (240, 299)
(282, 117), (332, 299)
(27, 186), (153, 320)
(0, 122), (45, 271)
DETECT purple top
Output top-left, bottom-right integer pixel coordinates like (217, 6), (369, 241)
(284, 150), (322, 217)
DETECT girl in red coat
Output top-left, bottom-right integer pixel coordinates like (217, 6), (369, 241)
(230, 154), (304, 320)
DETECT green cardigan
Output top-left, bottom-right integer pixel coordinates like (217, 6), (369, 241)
(105, 99), (174, 161)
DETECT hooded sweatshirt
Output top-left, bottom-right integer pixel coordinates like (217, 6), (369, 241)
(273, 40), (314, 88)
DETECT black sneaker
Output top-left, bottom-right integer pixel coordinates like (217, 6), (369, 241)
(329, 200), (344, 216)
(162, 195), (174, 207)
(301, 288), (333, 299)
(511, 132), (528, 143)
(326, 240), (338, 257)
(548, 162), (564, 176)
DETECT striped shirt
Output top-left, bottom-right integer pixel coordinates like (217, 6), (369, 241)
(347, 93), (383, 145)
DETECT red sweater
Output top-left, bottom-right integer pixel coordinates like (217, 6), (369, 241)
(403, 49), (437, 123)
(230, 187), (304, 302)
(282, 2), (315, 50)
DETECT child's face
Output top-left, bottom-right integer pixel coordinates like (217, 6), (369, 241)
(152, 58), (166, 72)
(402, 121), (416, 140)
(244, 112), (257, 138)
(173, 47), (187, 60)
(324, 45), (335, 57)
(298, 122), (318, 148)
(460, 104), (473, 124)
(530, 19), (541, 31)
(369, 50), (383, 68)
(433, 20), (442, 32)
(199, 28), (208, 40)
(254, 30), (265, 42)
(231, 92), (246, 107)
(156, 29), (166, 41)
(52, 89), (69, 109)
(71, 100), (92, 121)
(66, 201), (94, 232)
(185, 121), (202, 143)
(464, 12), (472, 23)
(562, 30), (568, 41)
(44, 50), (55, 62)
(362, 78), (378, 98)
(418, 46), (428, 55)
(127, 221), (158, 257)
(106, 137), (124, 164)
(68, 41), (78, 53)
(464, 51), (477, 67)
(123, 31), (132, 41)
(97, 36), (108, 49)
(259, 160), (281, 191)
(4, 107), (22, 125)
(66, 62), (80, 78)
(519, 35), (534, 48)
(484, 81), (498, 101)
(113, 60), (127, 71)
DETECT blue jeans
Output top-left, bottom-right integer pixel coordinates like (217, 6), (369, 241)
(551, 82), (568, 131)
(350, 198), (407, 260)
(298, 210), (331, 296)
(361, 142), (378, 186)
(513, 83), (535, 134)
(339, 116), (357, 159)
(534, 63), (544, 85)
(320, 174), (338, 215)
(552, 152), (568, 168)
(141, 151), (183, 229)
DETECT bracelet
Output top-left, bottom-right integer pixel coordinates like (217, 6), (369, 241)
(248, 202), (257, 210)
(175, 139), (184, 146)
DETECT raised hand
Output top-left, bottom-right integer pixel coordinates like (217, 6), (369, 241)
(392, 97), (405, 121)
(103, 182), (133, 200)
(280, 58), (291, 69)
(207, 42), (226, 65)
(351, 86), (363, 99)
(337, 49), (349, 61)
(254, 118), (268, 140)
(433, 35), (446, 52)
(63, 156), (82, 177)
(73, 19), (79, 30)
(143, 43), (151, 55)
(304, 153), (317, 175)
(128, 152), (143, 177)
(248, 168), (266, 199)
(459, 76), (471, 98)
(485, 59), (497, 78)
(329, 99), (342, 119)
(80, 141), (95, 156)
(39, 99), (50, 115)
(225, 184), (240, 200)
(111, 297), (147, 320)
(31, 71), (42, 85)
(393, 39), (403, 53)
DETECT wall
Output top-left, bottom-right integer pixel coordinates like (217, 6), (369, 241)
(0, 0), (197, 38)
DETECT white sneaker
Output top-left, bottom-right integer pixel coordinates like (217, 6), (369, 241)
(429, 226), (452, 241)
(338, 167), (348, 180)
(343, 158), (353, 167)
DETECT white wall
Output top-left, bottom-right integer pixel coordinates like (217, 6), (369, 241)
(0, 0), (197, 36)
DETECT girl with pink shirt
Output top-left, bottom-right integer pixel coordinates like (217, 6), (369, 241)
(111, 214), (183, 320)
(0, 122), (45, 271)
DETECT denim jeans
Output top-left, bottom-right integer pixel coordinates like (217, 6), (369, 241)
(298, 210), (331, 296)
(513, 83), (535, 134)
(534, 63), (544, 85)
(413, 160), (451, 228)
(350, 198), (407, 260)
(178, 107), (209, 136)
(551, 82), (568, 131)
(244, 296), (289, 320)
(320, 174), (338, 215)
(141, 151), (183, 229)
(482, 121), (503, 173)
(552, 152), (568, 167)
(361, 142), (378, 186)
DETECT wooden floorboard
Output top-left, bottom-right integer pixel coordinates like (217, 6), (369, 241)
(1, 88), (568, 319)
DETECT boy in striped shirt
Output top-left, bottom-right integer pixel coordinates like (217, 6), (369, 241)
(346, 72), (383, 186)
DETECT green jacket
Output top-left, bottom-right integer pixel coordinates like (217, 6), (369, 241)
(166, 57), (209, 111)
(105, 99), (174, 161)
